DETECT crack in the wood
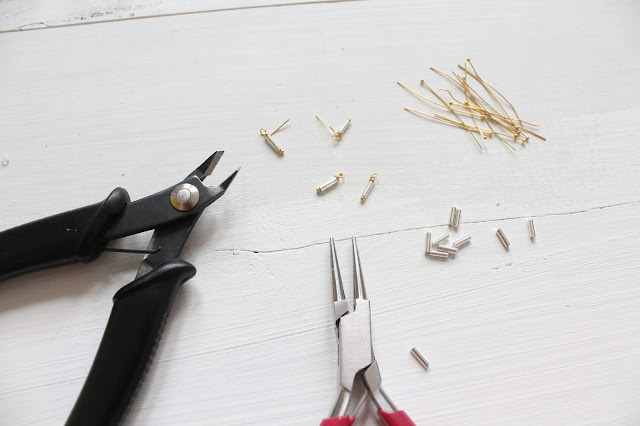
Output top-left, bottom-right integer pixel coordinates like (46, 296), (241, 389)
(1, 0), (367, 33)
(214, 200), (640, 255)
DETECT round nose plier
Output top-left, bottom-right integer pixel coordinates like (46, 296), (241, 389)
(321, 237), (416, 426)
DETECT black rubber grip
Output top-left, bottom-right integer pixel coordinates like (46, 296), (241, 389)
(66, 260), (196, 426)
(0, 188), (130, 282)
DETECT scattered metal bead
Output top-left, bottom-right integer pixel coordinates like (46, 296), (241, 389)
(449, 207), (457, 226)
(1, 156), (8, 166)
(528, 218), (536, 239)
(425, 231), (432, 254)
(410, 347), (429, 370)
(432, 234), (449, 248)
(316, 173), (344, 193)
(496, 228), (510, 249)
(452, 235), (471, 248)
(453, 208), (461, 228)
(438, 245), (458, 255)
(428, 250), (449, 259)
(360, 173), (378, 202)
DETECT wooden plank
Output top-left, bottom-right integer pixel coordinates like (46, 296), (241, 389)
(1, 0), (639, 424)
(0, 0), (351, 32)
(2, 203), (639, 425)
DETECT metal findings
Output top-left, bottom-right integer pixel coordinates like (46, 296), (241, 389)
(316, 115), (351, 141)
(425, 232), (432, 254)
(428, 251), (449, 258)
(316, 173), (344, 193)
(449, 207), (461, 228)
(335, 119), (351, 140)
(260, 119), (290, 155)
(410, 347), (429, 370)
(426, 232), (449, 258)
(360, 173), (378, 202)
(438, 245), (458, 255)
(454, 208), (461, 228)
(399, 59), (545, 153)
(496, 228), (510, 249)
(448, 207), (457, 226)
(432, 234), (449, 247)
(528, 218), (536, 239)
(452, 235), (471, 248)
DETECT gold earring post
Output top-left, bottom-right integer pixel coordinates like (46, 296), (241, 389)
(260, 119), (289, 155)
(316, 173), (344, 193)
(360, 173), (378, 202)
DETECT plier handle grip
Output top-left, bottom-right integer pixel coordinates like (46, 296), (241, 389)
(0, 152), (238, 426)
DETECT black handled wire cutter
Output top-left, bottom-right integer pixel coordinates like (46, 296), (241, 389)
(0, 151), (238, 426)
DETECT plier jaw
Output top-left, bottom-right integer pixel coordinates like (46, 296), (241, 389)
(324, 237), (415, 426)
(104, 151), (238, 247)
(0, 152), (239, 426)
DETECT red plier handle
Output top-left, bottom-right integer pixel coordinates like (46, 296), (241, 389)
(321, 410), (415, 426)
(320, 416), (355, 426)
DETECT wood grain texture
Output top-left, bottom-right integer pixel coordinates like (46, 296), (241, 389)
(1, 0), (640, 424)
(0, 0), (349, 32)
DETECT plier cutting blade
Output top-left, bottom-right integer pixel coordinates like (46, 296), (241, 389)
(0, 152), (238, 426)
(322, 237), (415, 426)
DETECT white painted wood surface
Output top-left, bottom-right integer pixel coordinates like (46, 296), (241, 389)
(0, 0), (344, 32)
(1, 0), (640, 424)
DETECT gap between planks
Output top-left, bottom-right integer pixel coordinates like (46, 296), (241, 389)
(202, 199), (640, 255)
(1, 0), (367, 33)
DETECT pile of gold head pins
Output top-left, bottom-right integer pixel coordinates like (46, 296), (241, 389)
(398, 59), (545, 151)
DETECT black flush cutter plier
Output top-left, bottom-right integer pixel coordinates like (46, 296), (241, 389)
(0, 152), (238, 426)
(322, 237), (415, 426)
